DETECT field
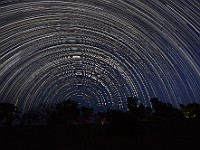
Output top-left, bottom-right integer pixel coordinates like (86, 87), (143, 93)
(0, 120), (199, 150)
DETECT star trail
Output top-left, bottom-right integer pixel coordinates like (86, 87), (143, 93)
(0, 0), (200, 112)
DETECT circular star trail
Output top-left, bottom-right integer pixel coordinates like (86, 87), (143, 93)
(0, 0), (200, 112)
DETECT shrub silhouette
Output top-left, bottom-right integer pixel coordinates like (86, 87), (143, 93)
(47, 99), (80, 125)
(0, 102), (18, 126)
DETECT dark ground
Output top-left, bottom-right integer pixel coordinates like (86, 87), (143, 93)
(0, 120), (200, 150)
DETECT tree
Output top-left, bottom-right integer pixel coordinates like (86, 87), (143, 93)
(180, 103), (200, 119)
(48, 99), (80, 125)
(0, 102), (19, 126)
(94, 111), (107, 124)
(20, 112), (41, 126)
(137, 104), (152, 121)
(150, 98), (184, 121)
(106, 109), (131, 125)
(80, 106), (93, 124)
(127, 96), (139, 112)
(125, 96), (153, 122)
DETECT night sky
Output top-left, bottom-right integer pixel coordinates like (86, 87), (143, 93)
(0, 0), (200, 113)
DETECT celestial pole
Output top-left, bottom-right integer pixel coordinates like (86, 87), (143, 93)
(0, 0), (200, 112)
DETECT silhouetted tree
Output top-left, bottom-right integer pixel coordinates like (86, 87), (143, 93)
(0, 102), (19, 126)
(48, 99), (80, 125)
(180, 103), (200, 119)
(20, 112), (41, 126)
(95, 111), (107, 124)
(127, 96), (139, 112)
(126, 96), (152, 121)
(106, 109), (132, 125)
(150, 98), (184, 121)
(80, 106), (93, 124)
(137, 104), (152, 121)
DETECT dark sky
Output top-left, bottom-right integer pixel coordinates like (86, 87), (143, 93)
(0, 0), (200, 112)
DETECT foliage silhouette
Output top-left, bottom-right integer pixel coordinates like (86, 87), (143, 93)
(1, 96), (200, 127)
(47, 99), (80, 125)
(20, 112), (41, 126)
(80, 106), (93, 124)
(127, 96), (152, 121)
(150, 97), (184, 121)
(180, 103), (200, 119)
(0, 102), (19, 126)
(106, 109), (135, 125)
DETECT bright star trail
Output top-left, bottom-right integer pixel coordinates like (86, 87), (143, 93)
(0, 0), (200, 112)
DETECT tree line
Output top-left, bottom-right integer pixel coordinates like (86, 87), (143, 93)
(0, 96), (200, 127)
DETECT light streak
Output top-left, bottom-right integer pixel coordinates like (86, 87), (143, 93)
(0, 0), (199, 112)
